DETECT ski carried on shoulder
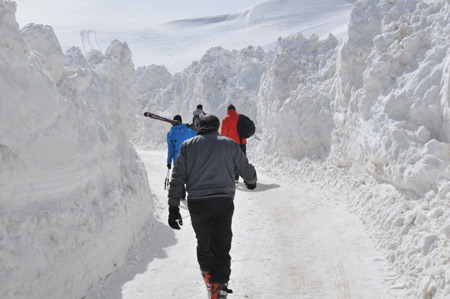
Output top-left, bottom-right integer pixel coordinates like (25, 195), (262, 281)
(143, 112), (179, 125)
(143, 111), (199, 131)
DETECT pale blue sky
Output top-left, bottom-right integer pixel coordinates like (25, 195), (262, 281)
(15, 0), (267, 30)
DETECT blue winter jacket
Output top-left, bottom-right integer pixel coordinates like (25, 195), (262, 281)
(167, 124), (197, 164)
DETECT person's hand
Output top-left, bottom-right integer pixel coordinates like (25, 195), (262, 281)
(244, 181), (257, 190)
(167, 163), (171, 169)
(168, 206), (183, 230)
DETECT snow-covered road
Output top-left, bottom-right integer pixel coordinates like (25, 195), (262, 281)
(85, 149), (402, 299)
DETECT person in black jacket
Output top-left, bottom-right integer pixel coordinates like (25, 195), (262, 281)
(167, 115), (257, 299)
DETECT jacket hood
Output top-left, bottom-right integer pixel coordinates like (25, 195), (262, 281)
(171, 123), (186, 129)
(197, 126), (218, 135)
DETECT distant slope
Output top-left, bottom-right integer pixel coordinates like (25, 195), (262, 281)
(58, 0), (353, 73)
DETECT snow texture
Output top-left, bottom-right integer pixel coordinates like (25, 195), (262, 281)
(0, 1), (152, 298)
(1, 0), (450, 298)
(134, 1), (450, 298)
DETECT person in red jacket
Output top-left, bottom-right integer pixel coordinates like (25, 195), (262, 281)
(221, 104), (247, 181)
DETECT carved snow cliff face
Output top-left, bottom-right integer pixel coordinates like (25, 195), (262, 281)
(0, 3), (151, 298)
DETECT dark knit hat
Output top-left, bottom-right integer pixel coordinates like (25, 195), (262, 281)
(227, 104), (235, 111)
(173, 115), (182, 123)
(197, 104), (203, 109)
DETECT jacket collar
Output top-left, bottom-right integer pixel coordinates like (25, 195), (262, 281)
(227, 109), (237, 116)
(197, 126), (219, 135)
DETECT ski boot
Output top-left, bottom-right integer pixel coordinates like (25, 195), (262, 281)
(201, 269), (211, 297)
(210, 282), (233, 299)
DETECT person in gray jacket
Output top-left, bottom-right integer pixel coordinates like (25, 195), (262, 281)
(167, 114), (257, 299)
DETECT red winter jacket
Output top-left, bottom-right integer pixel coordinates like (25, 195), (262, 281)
(221, 109), (247, 145)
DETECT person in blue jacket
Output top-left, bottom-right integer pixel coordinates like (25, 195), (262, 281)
(167, 115), (197, 200)
(167, 115), (197, 168)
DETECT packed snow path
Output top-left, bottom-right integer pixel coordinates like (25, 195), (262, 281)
(86, 149), (401, 299)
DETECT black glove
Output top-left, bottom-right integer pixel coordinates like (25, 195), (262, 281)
(144, 112), (150, 117)
(167, 163), (171, 169)
(244, 181), (257, 190)
(168, 206), (183, 230)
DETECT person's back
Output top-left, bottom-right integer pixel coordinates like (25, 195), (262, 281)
(192, 104), (206, 129)
(221, 105), (248, 181)
(169, 127), (255, 202)
(167, 115), (196, 166)
(167, 115), (257, 299)
(220, 104), (246, 145)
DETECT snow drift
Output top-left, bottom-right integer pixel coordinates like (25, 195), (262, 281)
(0, 1), (152, 298)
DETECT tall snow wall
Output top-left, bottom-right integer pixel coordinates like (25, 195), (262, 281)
(0, 1), (153, 298)
(328, 1), (450, 298)
(331, 0), (450, 196)
(134, 45), (270, 148)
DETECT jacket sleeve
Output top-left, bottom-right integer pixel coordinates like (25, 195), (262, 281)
(234, 144), (257, 184)
(167, 132), (173, 164)
(168, 143), (188, 207)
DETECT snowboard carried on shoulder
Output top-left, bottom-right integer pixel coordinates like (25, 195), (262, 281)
(143, 112), (198, 131)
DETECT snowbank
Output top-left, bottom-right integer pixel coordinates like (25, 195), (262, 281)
(331, 0), (450, 196)
(135, 0), (450, 298)
(0, 1), (153, 298)
(134, 33), (339, 160)
(134, 45), (270, 147)
(329, 1), (450, 297)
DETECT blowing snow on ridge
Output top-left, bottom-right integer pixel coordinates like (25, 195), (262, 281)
(2, 0), (450, 299)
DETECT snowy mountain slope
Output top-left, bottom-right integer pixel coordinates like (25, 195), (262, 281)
(54, 0), (354, 73)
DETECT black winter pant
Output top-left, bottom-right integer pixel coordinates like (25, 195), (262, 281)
(188, 197), (234, 284)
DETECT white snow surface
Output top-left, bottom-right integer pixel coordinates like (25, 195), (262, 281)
(1, 0), (450, 299)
